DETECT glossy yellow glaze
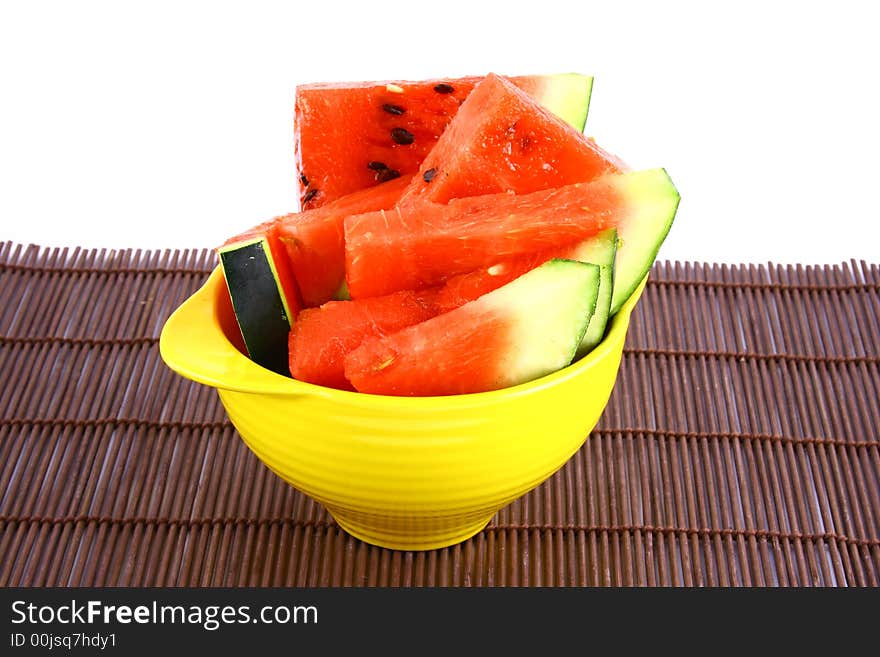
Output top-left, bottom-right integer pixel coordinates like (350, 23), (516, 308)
(160, 267), (646, 550)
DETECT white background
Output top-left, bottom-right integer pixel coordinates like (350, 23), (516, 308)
(1, 0), (878, 264)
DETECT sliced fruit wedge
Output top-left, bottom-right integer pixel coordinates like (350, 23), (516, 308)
(345, 168), (680, 299)
(344, 259), (600, 396)
(398, 73), (623, 205)
(217, 233), (300, 376)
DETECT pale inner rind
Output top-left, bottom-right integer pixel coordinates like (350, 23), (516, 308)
(481, 260), (600, 386)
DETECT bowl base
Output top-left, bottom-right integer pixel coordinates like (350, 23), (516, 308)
(330, 509), (496, 551)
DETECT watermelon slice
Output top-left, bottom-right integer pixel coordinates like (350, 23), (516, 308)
(344, 259), (601, 396)
(275, 174), (411, 306)
(217, 227), (301, 376)
(288, 288), (440, 390)
(398, 73), (625, 205)
(345, 168), (679, 299)
(295, 73), (593, 208)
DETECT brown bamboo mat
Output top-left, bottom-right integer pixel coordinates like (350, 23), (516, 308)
(1, 241), (878, 587)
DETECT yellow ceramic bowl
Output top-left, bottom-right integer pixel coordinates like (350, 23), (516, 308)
(159, 267), (647, 551)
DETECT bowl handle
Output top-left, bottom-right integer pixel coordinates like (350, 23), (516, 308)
(159, 267), (299, 395)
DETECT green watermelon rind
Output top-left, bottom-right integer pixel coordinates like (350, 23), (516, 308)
(217, 236), (293, 377)
(534, 73), (594, 132)
(564, 228), (618, 357)
(609, 168), (682, 315)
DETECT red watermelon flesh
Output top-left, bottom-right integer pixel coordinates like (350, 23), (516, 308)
(276, 175), (411, 306)
(398, 73), (625, 205)
(345, 168), (675, 299)
(288, 287), (440, 390)
(294, 74), (592, 209)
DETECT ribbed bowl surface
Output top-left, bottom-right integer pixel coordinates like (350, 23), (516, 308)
(160, 268), (643, 550)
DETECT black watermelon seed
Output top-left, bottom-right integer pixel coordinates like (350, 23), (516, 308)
(376, 168), (401, 182)
(433, 83), (455, 94)
(299, 173), (309, 187)
(382, 103), (406, 116)
(367, 161), (388, 171)
(422, 167), (438, 183)
(391, 127), (415, 145)
(303, 188), (318, 204)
